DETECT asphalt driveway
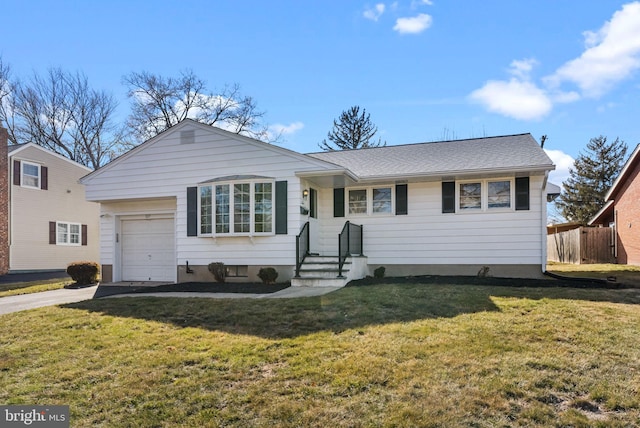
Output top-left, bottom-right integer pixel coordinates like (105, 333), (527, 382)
(0, 285), (98, 315)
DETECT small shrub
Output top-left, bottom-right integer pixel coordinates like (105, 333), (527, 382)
(374, 266), (386, 279)
(67, 261), (100, 285)
(208, 262), (226, 283)
(258, 267), (278, 284)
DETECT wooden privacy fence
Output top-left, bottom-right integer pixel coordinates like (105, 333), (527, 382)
(547, 227), (615, 264)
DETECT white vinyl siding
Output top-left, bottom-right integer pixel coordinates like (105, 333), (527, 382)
(317, 177), (545, 266)
(86, 124), (337, 272)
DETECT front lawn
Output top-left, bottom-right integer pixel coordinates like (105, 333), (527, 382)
(2, 282), (640, 426)
(548, 262), (640, 287)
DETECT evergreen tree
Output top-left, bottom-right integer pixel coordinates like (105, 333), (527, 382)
(556, 136), (627, 224)
(319, 106), (386, 150)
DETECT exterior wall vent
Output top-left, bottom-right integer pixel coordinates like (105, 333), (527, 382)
(180, 130), (195, 144)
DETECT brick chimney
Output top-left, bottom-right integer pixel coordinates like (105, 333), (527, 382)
(0, 128), (8, 274)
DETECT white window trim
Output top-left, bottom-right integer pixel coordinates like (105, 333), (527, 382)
(198, 179), (275, 237)
(455, 178), (515, 213)
(21, 161), (41, 189)
(56, 221), (82, 246)
(346, 186), (395, 216)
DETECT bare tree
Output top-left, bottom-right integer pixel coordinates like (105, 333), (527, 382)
(319, 106), (386, 151)
(123, 70), (269, 142)
(0, 61), (129, 169)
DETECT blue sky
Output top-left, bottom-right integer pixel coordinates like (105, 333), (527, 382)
(2, 1), (640, 187)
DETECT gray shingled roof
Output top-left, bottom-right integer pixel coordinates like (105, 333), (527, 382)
(305, 133), (554, 179)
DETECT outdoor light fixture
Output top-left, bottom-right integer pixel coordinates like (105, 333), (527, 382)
(302, 189), (309, 199)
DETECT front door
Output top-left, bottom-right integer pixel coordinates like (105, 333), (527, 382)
(308, 188), (321, 254)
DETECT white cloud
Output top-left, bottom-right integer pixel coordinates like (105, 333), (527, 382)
(269, 121), (304, 135)
(470, 2), (640, 120)
(267, 122), (304, 142)
(393, 13), (432, 34)
(470, 79), (552, 120)
(508, 58), (537, 80)
(545, 149), (574, 186)
(546, 1), (640, 97)
(363, 3), (385, 21)
(470, 59), (552, 120)
(411, 0), (433, 7)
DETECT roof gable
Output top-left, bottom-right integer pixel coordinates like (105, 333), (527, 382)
(604, 143), (640, 201)
(8, 143), (93, 172)
(80, 119), (340, 183)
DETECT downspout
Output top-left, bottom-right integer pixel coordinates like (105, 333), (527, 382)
(541, 171), (549, 273)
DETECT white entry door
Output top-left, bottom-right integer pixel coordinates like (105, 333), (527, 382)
(121, 217), (175, 281)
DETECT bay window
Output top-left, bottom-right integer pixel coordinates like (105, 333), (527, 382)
(199, 180), (274, 235)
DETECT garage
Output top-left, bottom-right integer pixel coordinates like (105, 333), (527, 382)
(121, 217), (175, 282)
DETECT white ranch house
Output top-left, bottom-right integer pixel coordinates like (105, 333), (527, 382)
(80, 120), (555, 286)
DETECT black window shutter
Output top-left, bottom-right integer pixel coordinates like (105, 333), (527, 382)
(49, 221), (56, 245)
(333, 188), (345, 218)
(396, 184), (408, 215)
(515, 177), (530, 211)
(81, 224), (87, 246)
(41, 166), (48, 190)
(309, 188), (317, 219)
(186, 187), (197, 236)
(275, 180), (288, 234)
(442, 181), (455, 213)
(13, 160), (20, 186)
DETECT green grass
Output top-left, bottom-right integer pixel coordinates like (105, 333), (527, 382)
(548, 262), (640, 287)
(0, 278), (74, 297)
(2, 282), (640, 426)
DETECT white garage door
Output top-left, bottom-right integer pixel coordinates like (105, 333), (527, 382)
(121, 218), (175, 282)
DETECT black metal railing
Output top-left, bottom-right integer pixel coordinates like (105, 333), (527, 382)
(295, 222), (310, 277)
(338, 221), (363, 277)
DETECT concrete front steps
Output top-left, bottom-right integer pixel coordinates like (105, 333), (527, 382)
(291, 255), (368, 287)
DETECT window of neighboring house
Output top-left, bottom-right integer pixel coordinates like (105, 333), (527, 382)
(459, 182), (482, 210)
(57, 222), (81, 246)
(199, 180), (274, 235)
(22, 162), (40, 189)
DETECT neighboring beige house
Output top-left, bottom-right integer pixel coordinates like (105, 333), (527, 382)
(7, 143), (100, 272)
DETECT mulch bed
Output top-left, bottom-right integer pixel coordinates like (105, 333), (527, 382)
(94, 282), (290, 298)
(346, 274), (628, 289)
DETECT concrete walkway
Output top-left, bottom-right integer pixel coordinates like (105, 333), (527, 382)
(0, 284), (342, 315)
(0, 285), (98, 315)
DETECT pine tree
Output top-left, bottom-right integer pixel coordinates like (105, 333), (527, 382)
(556, 136), (627, 224)
(319, 106), (386, 150)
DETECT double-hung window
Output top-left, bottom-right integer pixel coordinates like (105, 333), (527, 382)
(199, 180), (273, 235)
(347, 187), (393, 215)
(57, 222), (81, 245)
(22, 162), (40, 189)
(454, 179), (514, 212)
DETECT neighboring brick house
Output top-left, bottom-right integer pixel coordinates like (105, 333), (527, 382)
(590, 144), (640, 265)
(0, 128), (100, 273)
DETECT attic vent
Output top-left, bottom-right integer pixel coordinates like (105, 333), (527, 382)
(181, 130), (195, 144)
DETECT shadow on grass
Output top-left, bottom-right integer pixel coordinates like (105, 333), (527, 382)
(63, 277), (640, 339)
